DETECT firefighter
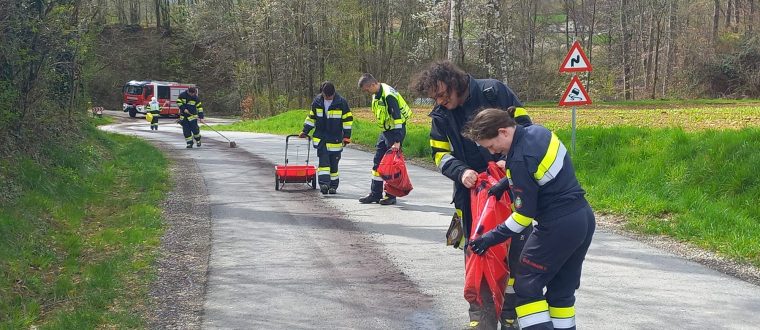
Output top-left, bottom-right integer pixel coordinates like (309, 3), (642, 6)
(357, 73), (412, 205)
(177, 87), (204, 148)
(464, 108), (596, 330)
(299, 81), (353, 194)
(148, 97), (161, 130)
(411, 60), (532, 330)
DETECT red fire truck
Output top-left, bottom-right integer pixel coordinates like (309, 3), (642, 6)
(122, 80), (197, 118)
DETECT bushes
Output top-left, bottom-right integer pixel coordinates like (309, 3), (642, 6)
(699, 34), (760, 98)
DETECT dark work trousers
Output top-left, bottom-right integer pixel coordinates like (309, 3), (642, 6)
(369, 130), (405, 197)
(316, 144), (341, 189)
(513, 205), (596, 330)
(501, 224), (533, 322)
(150, 111), (159, 129)
(181, 119), (201, 146)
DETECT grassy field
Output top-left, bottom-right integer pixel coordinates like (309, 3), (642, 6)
(216, 102), (760, 266)
(0, 119), (169, 328)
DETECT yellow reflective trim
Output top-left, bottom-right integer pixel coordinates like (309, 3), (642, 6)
(514, 107), (528, 118)
(312, 137), (321, 143)
(343, 121), (353, 126)
(516, 300), (549, 317)
(342, 112), (353, 119)
(372, 170), (380, 177)
(508, 277), (515, 286)
(318, 166), (330, 171)
(304, 118), (315, 126)
(430, 139), (451, 151)
(535, 133), (561, 181)
(549, 306), (575, 318)
(328, 110), (342, 115)
(513, 212), (533, 226)
(434, 151), (449, 167)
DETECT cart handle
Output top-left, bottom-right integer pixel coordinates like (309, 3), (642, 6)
(284, 134), (312, 165)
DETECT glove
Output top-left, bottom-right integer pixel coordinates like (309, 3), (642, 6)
(342, 137), (351, 145)
(468, 223), (513, 255)
(488, 177), (510, 199)
(198, 112), (204, 119)
(507, 106), (517, 118)
(298, 132), (307, 138)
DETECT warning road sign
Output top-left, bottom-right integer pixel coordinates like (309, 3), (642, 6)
(560, 40), (592, 73)
(559, 75), (592, 106)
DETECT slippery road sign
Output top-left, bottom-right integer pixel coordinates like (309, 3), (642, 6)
(560, 40), (592, 73)
(559, 75), (592, 106)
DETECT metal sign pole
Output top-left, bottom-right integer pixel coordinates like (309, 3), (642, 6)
(571, 106), (577, 155)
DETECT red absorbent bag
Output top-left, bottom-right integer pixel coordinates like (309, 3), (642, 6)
(464, 162), (513, 319)
(377, 150), (413, 197)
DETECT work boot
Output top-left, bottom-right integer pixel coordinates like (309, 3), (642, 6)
(196, 140), (201, 147)
(186, 144), (193, 149)
(359, 193), (382, 204)
(501, 319), (519, 329)
(379, 195), (396, 205)
(320, 184), (329, 195)
(328, 188), (337, 194)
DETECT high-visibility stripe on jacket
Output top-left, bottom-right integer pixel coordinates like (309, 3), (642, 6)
(177, 91), (203, 121)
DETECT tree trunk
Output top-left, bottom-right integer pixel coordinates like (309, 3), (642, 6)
(714, 0), (721, 43)
(447, 0), (458, 61)
(652, 16), (661, 99)
(663, 0), (676, 97)
(621, 0), (632, 100)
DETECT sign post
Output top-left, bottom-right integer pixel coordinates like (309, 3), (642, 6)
(559, 40), (593, 154)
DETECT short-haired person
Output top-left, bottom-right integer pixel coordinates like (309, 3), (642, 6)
(463, 108), (596, 330)
(357, 73), (412, 205)
(411, 60), (532, 330)
(299, 81), (353, 194)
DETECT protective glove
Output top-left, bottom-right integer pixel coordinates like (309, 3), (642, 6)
(507, 106), (517, 118)
(342, 137), (351, 145)
(468, 223), (514, 255)
(198, 112), (204, 119)
(298, 132), (307, 138)
(488, 177), (510, 199)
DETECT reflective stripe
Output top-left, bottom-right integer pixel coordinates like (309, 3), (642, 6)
(328, 110), (342, 119)
(315, 108), (324, 117)
(518, 311), (551, 328)
(185, 136), (193, 141)
(516, 300), (549, 317)
(342, 112), (353, 119)
(508, 277), (515, 286)
(436, 153), (454, 169)
(312, 137), (321, 147)
(505, 215), (527, 233)
(330, 172), (339, 178)
(304, 118), (315, 126)
(430, 139), (452, 151)
(318, 167), (330, 176)
(514, 107), (528, 118)
(394, 118), (404, 124)
(535, 133), (567, 186)
(394, 124), (403, 129)
(506, 285), (515, 294)
(326, 143), (343, 152)
(343, 121), (353, 129)
(512, 212), (533, 226)
(551, 317), (576, 329)
(193, 134), (201, 138)
(549, 306), (575, 318)
(372, 170), (383, 180)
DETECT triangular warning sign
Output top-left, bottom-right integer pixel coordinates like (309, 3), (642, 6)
(560, 41), (592, 73)
(559, 75), (592, 106)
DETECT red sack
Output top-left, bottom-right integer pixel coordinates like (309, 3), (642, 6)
(377, 150), (413, 197)
(464, 162), (513, 319)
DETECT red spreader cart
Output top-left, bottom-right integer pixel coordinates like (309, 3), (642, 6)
(275, 134), (317, 191)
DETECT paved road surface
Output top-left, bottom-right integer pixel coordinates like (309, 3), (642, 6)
(104, 113), (760, 329)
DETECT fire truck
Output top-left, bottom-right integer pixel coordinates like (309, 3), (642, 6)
(122, 80), (197, 118)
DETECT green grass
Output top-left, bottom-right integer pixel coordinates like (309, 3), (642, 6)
(216, 109), (760, 266)
(0, 119), (169, 328)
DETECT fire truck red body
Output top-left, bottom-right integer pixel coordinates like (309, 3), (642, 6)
(122, 80), (197, 118)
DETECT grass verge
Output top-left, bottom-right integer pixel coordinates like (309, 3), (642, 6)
(0, 118), (169, 328)
(215, 109), (760, 266)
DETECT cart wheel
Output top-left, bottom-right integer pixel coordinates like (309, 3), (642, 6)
(311, 176), (317, 189)
(275, 175), (280, 191)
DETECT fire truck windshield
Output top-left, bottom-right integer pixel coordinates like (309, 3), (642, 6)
(124, 85), (143, 95)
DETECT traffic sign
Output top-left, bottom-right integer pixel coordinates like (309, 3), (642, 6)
(559, 75), (592, 106)
(560, 40), (592, 73)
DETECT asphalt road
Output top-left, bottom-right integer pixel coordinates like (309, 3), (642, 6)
(103, 112), (760, 329)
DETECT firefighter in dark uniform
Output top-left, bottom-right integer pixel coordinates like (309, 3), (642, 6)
(357, 73), (412, 205)
(464, 108), (596, 330)
(299, 81), (353, 194)
(411, 60), (532, 330)
(177, 87), (204, 148)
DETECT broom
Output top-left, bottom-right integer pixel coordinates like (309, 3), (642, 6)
(200, 119), (237, 148)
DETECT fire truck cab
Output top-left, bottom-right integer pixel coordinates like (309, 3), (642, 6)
(122, 80), (197, 118)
